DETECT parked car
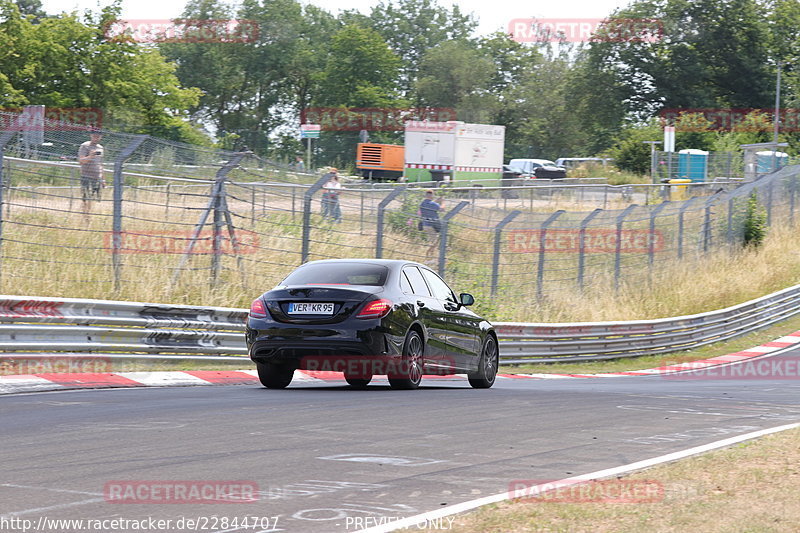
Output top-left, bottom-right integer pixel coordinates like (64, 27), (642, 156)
(554, 157), (613, 170)
(245, 259), (499, 390)
(508, 158), (567, 179)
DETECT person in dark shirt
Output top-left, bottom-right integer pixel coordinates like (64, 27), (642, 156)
(418, 189), (443, 259)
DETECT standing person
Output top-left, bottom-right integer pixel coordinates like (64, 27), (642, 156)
(77, 130), (104, 210)
(322, 170), (342, 222)
(294, 156), (305, 172)
(418, 189), (443, 258)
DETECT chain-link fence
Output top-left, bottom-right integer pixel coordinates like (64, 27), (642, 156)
(0, 111), (796, 311)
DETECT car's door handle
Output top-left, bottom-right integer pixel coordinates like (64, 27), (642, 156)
(417, 300), (425, 308)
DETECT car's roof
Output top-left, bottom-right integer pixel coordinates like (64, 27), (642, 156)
(302, 258), (427, 269)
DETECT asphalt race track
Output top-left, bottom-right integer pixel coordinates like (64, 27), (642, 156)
(3, 349), (800, 533)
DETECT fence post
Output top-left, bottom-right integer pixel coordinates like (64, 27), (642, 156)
(375, 186), (406, 259)
(438, 200), (469, 276)
(702, 191), (724, 254)
(677, 196), (699, 260)
(211, 179), (225, 286)
(170, 152), (245, 288)
(0, 131), (14, 283)
(726, 196), (735, 246)
(614, 204), (637, 289)
(577, 208), (602, 291)
(536, 210), (566, 299)
(301, 173), (332, 264)
(766, 178), (774, 226)
(491, 210), (521, 296)
(112, 135), (148, 292)
(648, 201), (670, 267)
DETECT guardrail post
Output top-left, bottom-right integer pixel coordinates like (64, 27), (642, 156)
(301, 173), (332, 263)
(171, 152), (246, 289)
(577, 208), (602, 291)
(375, 186), (406, 258)
(648, 201), (670, 267)
(614, 205), (637, 289)
(112, 135), (148, 292)
(438, 201), (469, 275)
(677, 196), (699, 260)
(537, 210), (566, 299)
(0, 131), (14, 283)
(491, 210), (521, 296)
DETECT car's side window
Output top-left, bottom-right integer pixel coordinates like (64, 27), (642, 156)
(403, 267), (431, 297)
(400, 271), (413, 294)
(420, 268), (456, 303)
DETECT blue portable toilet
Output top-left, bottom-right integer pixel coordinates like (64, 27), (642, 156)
(677, 149), (708, 182)
(755, 151), (788, 174)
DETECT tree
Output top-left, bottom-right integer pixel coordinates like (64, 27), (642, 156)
(316, 24), (403, 108)
(575, 0), (778, 153)
(416, 40), (496, 122)
(369, 0), (477, 97)
(0, 1), (202, 142)
(15, 0), (45, 19)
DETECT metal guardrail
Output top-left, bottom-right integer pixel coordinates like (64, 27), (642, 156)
(2, 284), (800, 366)
(0, 296), (248, 363)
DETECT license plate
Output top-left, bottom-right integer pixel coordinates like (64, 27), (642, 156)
(287, 302), (334, 315)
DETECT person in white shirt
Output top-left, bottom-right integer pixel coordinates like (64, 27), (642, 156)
(322, 170), (342, 222)
(77, 130), (104, 209)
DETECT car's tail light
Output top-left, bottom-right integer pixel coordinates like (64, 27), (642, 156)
(249, 298), (267, 318)
(357, 298), (392, 319)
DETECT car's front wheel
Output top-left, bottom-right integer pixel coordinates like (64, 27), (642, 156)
(256, 361), (294, 389)
(388, 330), (424, 390)
(468, 335), (498, 389)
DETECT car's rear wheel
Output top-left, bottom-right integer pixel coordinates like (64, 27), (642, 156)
(345, 374), (372, 389)
(256, 361), (294, 389)
(388, 330), (424, 390)
(468, 335), (498, 389)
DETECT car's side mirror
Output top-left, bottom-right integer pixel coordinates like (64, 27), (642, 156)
(459, 293), (475, 307)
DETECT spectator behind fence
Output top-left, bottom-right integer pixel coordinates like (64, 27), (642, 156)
(321, 170), (342, 222)
(419, 189), (443, 260)
(77, 130), (104, 209)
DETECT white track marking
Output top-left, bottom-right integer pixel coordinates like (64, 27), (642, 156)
(355, 422), (800, 533)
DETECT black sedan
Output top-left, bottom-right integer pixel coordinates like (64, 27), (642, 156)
(245, 259), (498, 390)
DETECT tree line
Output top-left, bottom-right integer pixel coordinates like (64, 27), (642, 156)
(1, 0), (798, 172)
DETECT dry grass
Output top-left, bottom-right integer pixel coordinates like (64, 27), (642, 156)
(2, 184), (799, 326)
(429, 427), (800, 533)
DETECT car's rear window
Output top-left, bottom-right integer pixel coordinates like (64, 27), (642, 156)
(281, 263), (389, 286)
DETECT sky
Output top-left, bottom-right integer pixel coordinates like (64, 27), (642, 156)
(40, 0), (634, 38)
